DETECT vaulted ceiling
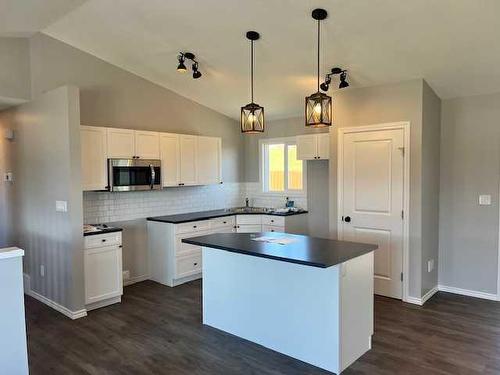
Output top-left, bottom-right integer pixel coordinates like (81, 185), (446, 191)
(4, 0), (500, 120)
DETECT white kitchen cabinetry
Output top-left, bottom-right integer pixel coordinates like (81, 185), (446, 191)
(179, 135), (198, 185)
(159, 133), (180, 186)
(197, 136), (222, 185)
(81, 125), (108, 191)
(297, 133), (329, 160)
(236, 215), (262, 233)
(135, 130), (160, 159)
(107, 128), (135, 158)
(84, 232), (123, 310)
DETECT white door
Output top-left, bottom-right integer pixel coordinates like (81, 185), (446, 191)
(107, 128), (135, 158)
(197, 136), (221, 185)
(135, 131), (160, 159)
(80, 126), (107, 191)
(317, 133), (330, 160)
(159, 133), (180, 186)
(340, 128), (404, 299)
(296, 134), (317, 160)
(179, 135), (198, 185)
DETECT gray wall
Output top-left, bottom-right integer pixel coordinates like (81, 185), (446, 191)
(330, 79), (425, 298)
(0, 86), (84, 311)
(0, 37), (31, 104)
(0, 113), (16, 247)
(439, 92), (500, 295)
(243, 116), (330, 238)
(29, 33), (243, 183)
(421, 81), (441, 295)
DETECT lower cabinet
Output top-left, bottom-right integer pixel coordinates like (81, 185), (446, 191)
(84, 232), (123, 310)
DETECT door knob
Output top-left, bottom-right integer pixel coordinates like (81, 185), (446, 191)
(344, 216), (351, 223)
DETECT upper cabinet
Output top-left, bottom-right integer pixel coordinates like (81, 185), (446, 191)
(107, 129), (159, 159)
(81, 126), (108, 191)
(297, 133), (330, 160)
(179, 135), (198, 186)
(159, 133), (180, 187)
(135, 130), (160, 159)
(107, 128), (135, 158)
(197, 136), (222, 185)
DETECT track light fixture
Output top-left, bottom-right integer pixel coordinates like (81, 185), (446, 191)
(320, 67), (349, 91)
(176, 52), (202, 79)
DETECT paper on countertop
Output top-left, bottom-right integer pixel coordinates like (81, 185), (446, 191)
(252, 236), (298, 245)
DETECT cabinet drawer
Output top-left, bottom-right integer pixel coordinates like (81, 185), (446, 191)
(175, 220), (210, 234)
(84, 232), (122, 249)
(262, 225), (285, 233)
(176, 235), (203, 258)
(236, 215), (262, 225)
(210, 216), (235, 229)
(176, 253), (202, 278)
(262, 215), (285, 227)
(236, 224), (262, 233)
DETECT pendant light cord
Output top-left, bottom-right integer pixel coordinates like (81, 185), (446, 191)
(317, 19), (320, 92)
(251, 39), (254, 103)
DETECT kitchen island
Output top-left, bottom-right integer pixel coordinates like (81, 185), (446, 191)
(183, 233), (377, 374)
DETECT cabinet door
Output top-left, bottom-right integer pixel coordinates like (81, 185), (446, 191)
(262, 225), (285, 233)
(107, 128), (135, 158)
(317, 133), (330, 160)
(179, 135), (198, 185)
(197, 136), (221, 185)
(135, 130), (160, 159)
(296, 134), (318, 160)
(236, 224), (262, 233)
(81, 126), (108, 191)
(84, 245), (123, 305)
(159, 133), (179, 186)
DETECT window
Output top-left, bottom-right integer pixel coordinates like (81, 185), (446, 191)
(261, 138), (306, 194)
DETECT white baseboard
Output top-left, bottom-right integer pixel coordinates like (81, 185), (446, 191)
(438, 284), (498, 301)
(404, 286), (438, 306)
(123, 274), (149, 286)
(23, 273), (87, 319)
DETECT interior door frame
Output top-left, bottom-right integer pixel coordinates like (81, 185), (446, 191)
(337, 122), (411, 302)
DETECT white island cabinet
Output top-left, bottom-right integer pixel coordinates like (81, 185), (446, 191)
(183, 233), (377, 375)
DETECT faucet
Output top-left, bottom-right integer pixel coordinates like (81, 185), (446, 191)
(245, 197), (249, 208)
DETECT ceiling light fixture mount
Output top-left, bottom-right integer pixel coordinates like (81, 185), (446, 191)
(305, 8), (332, 128)
(320, 67), (350, 91)
(240, 31), (264, 134)
(176, 52), (202, 79)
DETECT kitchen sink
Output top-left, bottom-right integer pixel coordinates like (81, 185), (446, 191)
(230, 207), (273, 214)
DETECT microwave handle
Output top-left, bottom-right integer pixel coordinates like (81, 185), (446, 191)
(150, 164), (155, 189)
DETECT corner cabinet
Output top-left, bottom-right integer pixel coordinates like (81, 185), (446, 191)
(81, 126), (108, 191)
(297, 133), (330, 160)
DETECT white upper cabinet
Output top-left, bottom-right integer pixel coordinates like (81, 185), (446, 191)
(107, 128), (135, 159)
(81, 126), (108, 191)
(135, 130), (160, 159)
(160, 133), (180, 187)
(197, 136), (222, 185)
(297, 133), (330, 160)
(179, 135), (198, 185)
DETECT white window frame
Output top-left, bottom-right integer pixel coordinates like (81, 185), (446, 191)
(259, 136), (307, 197)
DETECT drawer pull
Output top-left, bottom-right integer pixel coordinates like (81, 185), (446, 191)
(101, 239), (106, 242)
(193, 225), (197, 228)
(271, 220), (274, 223)
(194, 262), (198, 266)
(223, 221), (227, 224)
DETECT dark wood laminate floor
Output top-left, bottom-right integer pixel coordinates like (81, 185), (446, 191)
(26, 280), (500, 375)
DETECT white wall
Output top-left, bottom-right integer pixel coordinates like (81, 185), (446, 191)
(0, 37), (31, 108)
(439, 92), (500, 295)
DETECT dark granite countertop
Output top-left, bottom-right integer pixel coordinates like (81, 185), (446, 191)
(83, 226), (123, 237)
(182, 232), (377, 268)
(147, 208), (308, 224)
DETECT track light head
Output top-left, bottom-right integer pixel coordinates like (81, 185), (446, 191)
(177, 54), (187, 72)
(320, 82), (329, 91)
(339, 71), (349, 88)
(193, 70), (202, 79)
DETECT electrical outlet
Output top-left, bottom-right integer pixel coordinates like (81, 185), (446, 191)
(55, 200), (68, 212)
(40, 265), (45, 277)
(479, 195), (491, 206)
(427, 259), (434, 273)
(122, 270), (130, 281)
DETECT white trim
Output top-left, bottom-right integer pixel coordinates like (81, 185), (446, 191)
(124, 274), (149, 286)
(337, 122), (411, 303)
(86, 296), (121, 311)
(497, 179), (500, 300)
(0, 246), (24, 260)
(438, 285), (498, 301)
(26, 286), (88, 319)
(23, 272), (30, 294)
(406, 286), (439, 306)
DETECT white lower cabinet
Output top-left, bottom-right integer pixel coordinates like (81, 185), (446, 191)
(84, 232), (123, 310)
(262, 225), (285, 233)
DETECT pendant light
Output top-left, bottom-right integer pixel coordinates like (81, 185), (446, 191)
(305, 9), (332, 128)
(241, 31), (264, 133)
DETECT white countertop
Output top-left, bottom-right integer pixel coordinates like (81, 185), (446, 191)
(0, 247), (24, 260)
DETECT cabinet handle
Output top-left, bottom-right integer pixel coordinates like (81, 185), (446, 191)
(223, 221), (227, 224)
(101, 239), (106, 242)
(119, 245), (123, 248)
(194, 262), (198, 266)
(193, 225), (197, 228)
(271, 220), (274, 223)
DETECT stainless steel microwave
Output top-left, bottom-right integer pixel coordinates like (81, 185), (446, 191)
(108, 159), (161, 192)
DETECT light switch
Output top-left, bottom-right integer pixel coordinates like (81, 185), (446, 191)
(55, 200), (68, 212)
(479, 195), (491, 206)
(4, 172), (13, 182)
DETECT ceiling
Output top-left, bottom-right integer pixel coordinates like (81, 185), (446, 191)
(9, 0), (500, 119)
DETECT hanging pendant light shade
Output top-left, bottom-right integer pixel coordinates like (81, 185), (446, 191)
(305, 9), (332, 128)
(241, 31), (264, 133)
